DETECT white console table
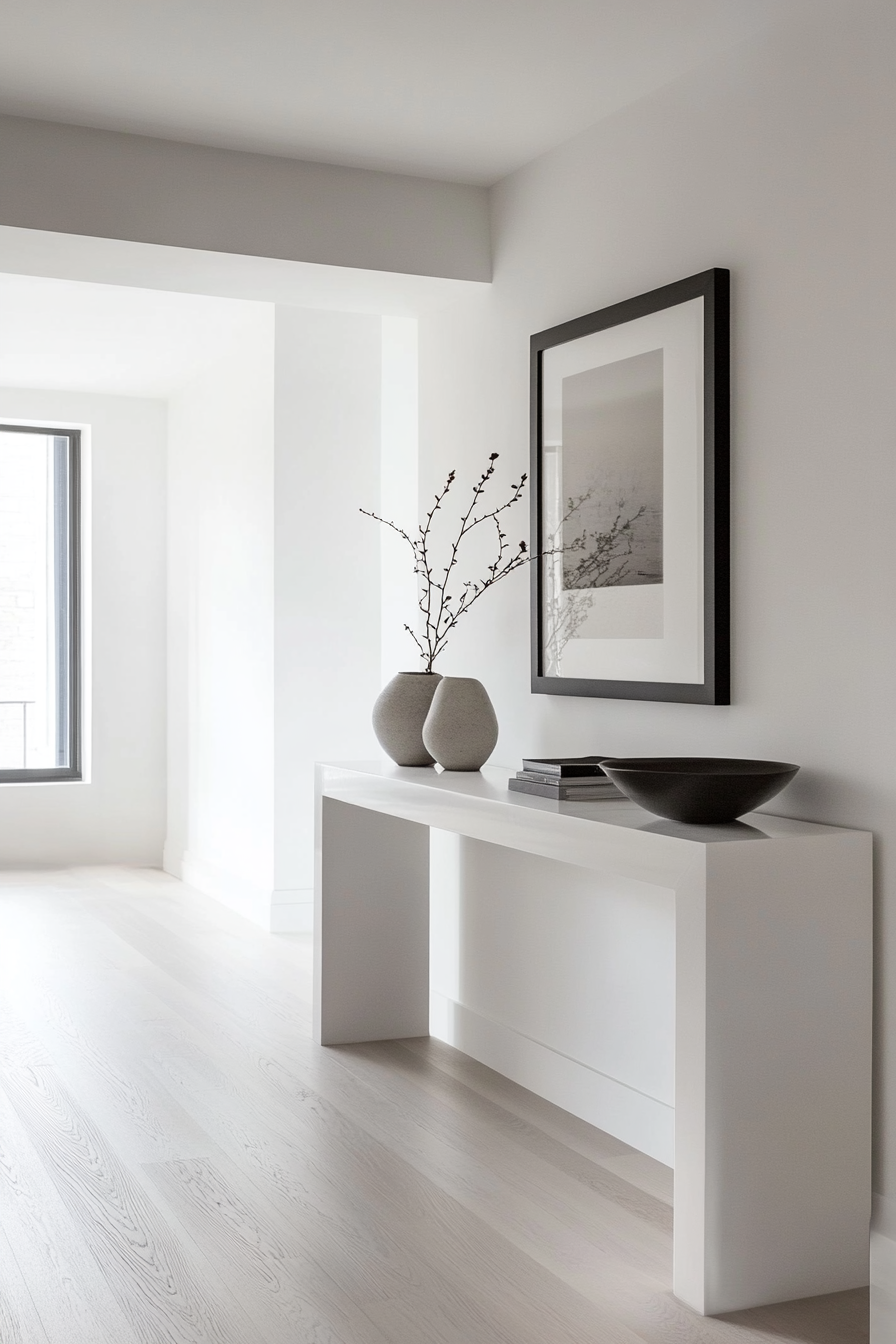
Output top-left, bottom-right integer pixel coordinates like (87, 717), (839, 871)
(314, 761), (872, 1316)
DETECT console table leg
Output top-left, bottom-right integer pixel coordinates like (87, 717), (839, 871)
(314, 795), (430, 1045)
(674, 834), (872, 1314)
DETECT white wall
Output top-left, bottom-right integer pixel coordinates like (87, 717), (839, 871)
(380, 317), (420, 685)
(273, 308), (383, 930)
(417, 0), (896, 1246)
(167, 305), (384, 931)
(0, 388), (166, 864)
(430, 831), (676, 1162)
(165, 308), (276, 923)
(0, 114), (490, 283)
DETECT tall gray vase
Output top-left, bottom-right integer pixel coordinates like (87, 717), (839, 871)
(422, 677), (498, 771)
(372, 672), (442, 766)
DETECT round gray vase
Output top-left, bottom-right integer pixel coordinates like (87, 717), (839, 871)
(422, 676), (498, 771)
(372, 672), (442, 766)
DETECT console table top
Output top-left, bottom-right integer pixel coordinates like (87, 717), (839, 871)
(318, 760), (865, 849)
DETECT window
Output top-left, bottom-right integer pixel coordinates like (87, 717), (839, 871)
(0, 425), (81, 781)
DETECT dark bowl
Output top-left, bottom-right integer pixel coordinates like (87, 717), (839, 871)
(599, 757), (800, 824)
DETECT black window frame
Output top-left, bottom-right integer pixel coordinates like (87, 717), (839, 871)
(0, 424), (81, 783)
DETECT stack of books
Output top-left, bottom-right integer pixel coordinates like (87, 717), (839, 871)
(508, 756), (623, 801)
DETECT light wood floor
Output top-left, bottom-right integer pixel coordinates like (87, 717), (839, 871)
(0, 867), (867, 1344)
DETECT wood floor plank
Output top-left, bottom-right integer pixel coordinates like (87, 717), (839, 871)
(94, 937), (657, 1274)
(400, 1035), (675, 1204)
(0, 967), (216, 1165)
(0, 1078), (140, 1344)
(0, 1222), (53, 1344)
(218, 1012), (673, 1277)
(85, 869), (315, 988)
(400, 1032), (643, 1163)
(133, 1007), (588, 1344)
(129, 982), (771, 1344)
(144, 1153), (399, 1344)
(0, 869), (868, 1344)
(134, 975), (668, 1271)
(358, 1038), (673, 1229)
(721, 1289), (869, 1344)
(81, 893), (313, 1033)
(134, 1001), (486, 1306)
(123, 978), (654, 1344)
(99, 948), (867, 1344)
(0, 885), (147, 976)
(0, 1011), (262, 1344)
(599, 1152), (674, 1206)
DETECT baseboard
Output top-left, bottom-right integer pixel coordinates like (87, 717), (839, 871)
(162, 845), (184, 880)
(871, 1195), (895, 1341)
(430, 992), (673, 1165)
(270, 901), (313, 933)
(175, 850), (275, 929)
(161, 854), (312, 933)
(269, 886), (312, 933)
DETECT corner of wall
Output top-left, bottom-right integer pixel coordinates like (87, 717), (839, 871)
(177, 850), (275, 930)
(162, 845), (184, 881)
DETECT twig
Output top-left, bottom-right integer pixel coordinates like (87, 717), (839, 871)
(362, 454), (529, 671)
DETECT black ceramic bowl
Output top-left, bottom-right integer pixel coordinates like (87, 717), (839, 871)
(599, 757), (800, 824)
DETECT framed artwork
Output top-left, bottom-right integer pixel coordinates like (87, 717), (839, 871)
(530, 268), (730, 704)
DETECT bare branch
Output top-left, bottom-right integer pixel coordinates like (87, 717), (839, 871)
(363, 453), (534, 671)
(359, 508), (418, 554)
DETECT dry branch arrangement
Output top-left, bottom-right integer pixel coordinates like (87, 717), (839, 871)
(361, 453), (529, 672)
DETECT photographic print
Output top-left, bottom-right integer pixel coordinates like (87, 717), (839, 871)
(531, 268), (729, 703)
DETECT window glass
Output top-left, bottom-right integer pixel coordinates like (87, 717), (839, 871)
(0, 427), (79, 779)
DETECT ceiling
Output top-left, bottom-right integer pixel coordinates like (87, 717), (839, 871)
(0, 0), (805, 184)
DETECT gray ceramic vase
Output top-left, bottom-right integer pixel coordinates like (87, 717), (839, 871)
(372, 672), (442, 766)
(422, 676), (498, 771)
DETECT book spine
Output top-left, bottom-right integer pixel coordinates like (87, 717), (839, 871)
(520, 761), (606, 778)
(509, 778), (621, 800)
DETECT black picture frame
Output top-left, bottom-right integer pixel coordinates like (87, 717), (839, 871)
(530, 267), (730, 704)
